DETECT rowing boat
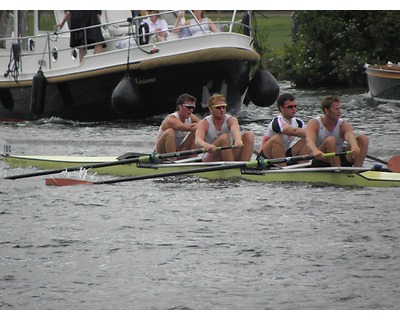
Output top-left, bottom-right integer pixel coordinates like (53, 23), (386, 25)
(2, 154), (400, 188)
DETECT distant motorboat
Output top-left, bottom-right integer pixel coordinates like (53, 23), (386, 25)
(365, 62), (400, 103)
(0, 10), (279, 121)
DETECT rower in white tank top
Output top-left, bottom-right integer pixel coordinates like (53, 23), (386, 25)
(155, 112), (191, 150)
(203, 114), (233, 144)
(315, 116), (344, 152)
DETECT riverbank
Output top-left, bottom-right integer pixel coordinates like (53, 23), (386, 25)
(208, 10), (292, 51)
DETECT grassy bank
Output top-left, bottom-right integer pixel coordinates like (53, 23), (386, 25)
(257, 11), (292, 51)
(208, 11), (293, 52)
(210, 10), (292, 74)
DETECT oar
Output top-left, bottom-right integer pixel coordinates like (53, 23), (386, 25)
(366, 154), (400, 173)
(5, 146), (235, 180)
(45, 151), (351, 186)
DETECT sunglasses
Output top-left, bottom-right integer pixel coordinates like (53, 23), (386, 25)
(284, 104), (297, 109)
(210, 103), (227, 110)
(182, 104), (196, 110)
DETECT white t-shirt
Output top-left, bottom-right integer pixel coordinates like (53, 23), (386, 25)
(262, 114), (305, 151)
(144, 17), (168, 34)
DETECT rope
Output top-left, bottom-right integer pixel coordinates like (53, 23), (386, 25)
(4, 43), (21, 82)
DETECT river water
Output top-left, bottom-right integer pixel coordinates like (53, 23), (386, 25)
(1, 84), (400, 310)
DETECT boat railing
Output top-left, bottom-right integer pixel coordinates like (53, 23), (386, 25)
(0, 10), (254, 76)
(109, 10), (252, 44)
(0, 11), (251, 48)
(0, 26), (106, 71)
(0, 21), (133, 72)
(148, 10), (252, 38)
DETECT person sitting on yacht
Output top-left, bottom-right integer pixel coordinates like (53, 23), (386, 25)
(173, 10), (218, 37)
(144, 10), (169, 42)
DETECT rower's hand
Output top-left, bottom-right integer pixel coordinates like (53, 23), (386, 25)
(234, 139), (244, 149)
(204, 144), (217, 153)
(312, 149), (324, 160)
(350, 145), (360, 156)
(189, 123), (197, 132)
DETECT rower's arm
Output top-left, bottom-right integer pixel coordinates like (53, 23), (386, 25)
(228, 117), (243, 146)
(305, 119), (322, 156)
(342, 122), (360, 156)
(195, 119), (213, 151)
(282, 126), (306, 138)
(162, 116), (192, 132)
(342, 122), (358, 147)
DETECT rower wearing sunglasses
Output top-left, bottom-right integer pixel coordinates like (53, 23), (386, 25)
(195, 93), (254, 162)
(257, 93), (310, 166)
(155, 93), (200, 160)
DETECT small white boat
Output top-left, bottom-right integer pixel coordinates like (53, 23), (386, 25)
(365, 62), (400, 103)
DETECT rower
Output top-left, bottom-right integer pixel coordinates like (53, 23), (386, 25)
(154, 93), (200, 161)
(195, 93), (254, 162)
(306, 95), (369, 167)
(256, 93), (310, 167)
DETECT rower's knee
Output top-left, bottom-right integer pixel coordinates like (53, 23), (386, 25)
(357, 134), (369, 149)
(265, 134), (283, 149)
(163, 128), (176, 139)
(270, 134), (283, 143)
(219, 133), (231, 145)
(242, 131), (254, 145)
(325, 135), (336, 148)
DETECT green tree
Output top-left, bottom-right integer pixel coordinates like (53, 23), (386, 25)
(267, 11), (400, 88)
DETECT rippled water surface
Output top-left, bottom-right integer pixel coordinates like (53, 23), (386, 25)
(1, 86), (400, 310)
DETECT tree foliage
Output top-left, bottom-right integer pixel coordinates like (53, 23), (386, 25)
(266, 11), (400, 88)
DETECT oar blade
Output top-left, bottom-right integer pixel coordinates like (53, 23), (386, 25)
(387, 156), (400, 173)
(45, 178), (94, 187)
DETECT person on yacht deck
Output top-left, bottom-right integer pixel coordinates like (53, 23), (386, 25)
(172, 10), (218, 37)
(144, 10), (169, 42)
(54, 10), (105, 62)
